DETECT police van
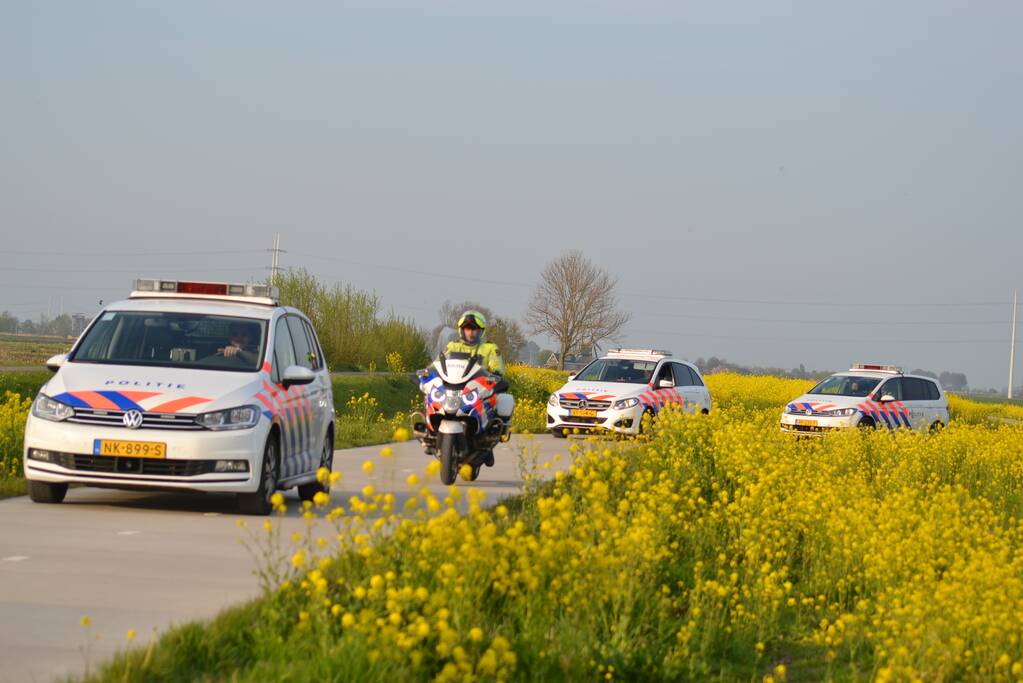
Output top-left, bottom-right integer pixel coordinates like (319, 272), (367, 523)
(23, 279), (335, 514)
(780, 363), (950, 435)
(546, 349), (712, 437)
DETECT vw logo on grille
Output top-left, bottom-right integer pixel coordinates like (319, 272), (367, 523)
(122, 410), (144, 429)
(578, 399), (588, 409)
(805, 409), (813, 416)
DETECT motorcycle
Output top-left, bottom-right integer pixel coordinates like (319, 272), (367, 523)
(411, 350), (515, 484)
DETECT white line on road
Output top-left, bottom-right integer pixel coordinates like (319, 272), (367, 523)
(2, 555), (29, 562)
(117, 531), (140, 536)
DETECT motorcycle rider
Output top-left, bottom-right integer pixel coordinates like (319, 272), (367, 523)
(445, 310), (506, 375)
(444, 310), (505, 466)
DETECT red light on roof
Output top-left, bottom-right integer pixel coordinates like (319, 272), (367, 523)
(177, 281), (228, 295)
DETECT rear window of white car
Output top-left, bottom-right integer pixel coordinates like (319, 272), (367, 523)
(71, 311), (268, 372)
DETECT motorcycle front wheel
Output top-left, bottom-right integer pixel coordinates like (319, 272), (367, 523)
(438, 432), (459, 485)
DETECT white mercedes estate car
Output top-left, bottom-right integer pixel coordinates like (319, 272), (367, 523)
(546, 349), (711, 437)
(23, 278), (335, 514)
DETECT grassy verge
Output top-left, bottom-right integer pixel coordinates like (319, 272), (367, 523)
(80, 373), (1023, 682)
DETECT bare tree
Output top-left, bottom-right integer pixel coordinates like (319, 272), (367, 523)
(525, 251), (630, 370)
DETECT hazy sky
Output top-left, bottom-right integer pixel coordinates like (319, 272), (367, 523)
(2, 1), (1021, 389)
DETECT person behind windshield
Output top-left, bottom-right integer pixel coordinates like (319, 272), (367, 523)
(445, 310), (505, 375)
(218, 321), (260, 365)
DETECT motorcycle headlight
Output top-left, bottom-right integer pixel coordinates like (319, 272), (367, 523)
(612, 397), (640, 410)
(462, 390), (479, 405)
(197, 405), (261, 430)
(442, 391), (461, 413)
(548, 393), (559, 407)
(430, 387), (445, 403)
(32, 394), (75, 422)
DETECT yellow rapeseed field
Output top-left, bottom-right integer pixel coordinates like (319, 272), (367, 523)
(59, 372), (1023, 681)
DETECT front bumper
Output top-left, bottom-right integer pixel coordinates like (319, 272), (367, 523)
(779, 412), (859, 435)
(546, 403), (645, 436)
(23, 413), (269, 493)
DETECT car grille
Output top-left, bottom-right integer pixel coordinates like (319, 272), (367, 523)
(51, 452), (217, 476)
(561, 416), (604, 425)
(68, 409), (203, 430)
(558, 398), (612, 411)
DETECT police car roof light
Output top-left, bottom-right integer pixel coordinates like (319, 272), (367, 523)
(130, 279), (278, 304)
(606, 348), (672, 359)
(850, 363), (903, 374)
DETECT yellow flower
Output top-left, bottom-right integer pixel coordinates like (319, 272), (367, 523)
(126, 628), (136, 641)
(329, 471), (342, 485)
(270, 492), (285, 509)
(469, 627), (484, 642)
(393, 426), (409, 441)
(316, 466), (330, 484)
(291, 550), (306, 568)
(361, 484), (375, 498)
(341, 613), (356, 628)
(79, 615), (91, 627)
(361, 460), (375, 474)
(380, 446), (394, 458)
(313, 491), (330, 507)
(406, 473), (420, 487)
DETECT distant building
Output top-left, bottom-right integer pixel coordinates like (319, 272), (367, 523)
(71, 314), (89, 337)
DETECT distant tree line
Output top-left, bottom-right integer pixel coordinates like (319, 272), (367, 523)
(0, 311), (74, 337)
(693, 357), (832, 380)
(909, 368), (969, 392)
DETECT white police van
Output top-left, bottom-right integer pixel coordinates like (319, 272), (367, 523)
(23, 279), (335, 514)
(780, 363), (950, 435)
(546, 349), (712, 437)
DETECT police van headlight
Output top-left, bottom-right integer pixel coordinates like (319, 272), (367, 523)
(784, 405), (802, 414)
(612, 397), (640, 410)
(548, 393), (559, 407)
(820, 407), (858, 417)
(32, 394), (75, 422)
(197, 405), (261, 430)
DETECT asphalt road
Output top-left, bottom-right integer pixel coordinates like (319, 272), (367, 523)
(0, 434), (570, 683)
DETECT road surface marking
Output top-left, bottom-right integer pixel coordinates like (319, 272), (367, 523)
(2, 555), (30, 562)
(117, 530), (140, 536)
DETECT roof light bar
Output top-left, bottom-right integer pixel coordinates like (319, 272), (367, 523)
(130, 279), (278, 304)
(606, 348), (673, 360)
(850, 363), (903, 374)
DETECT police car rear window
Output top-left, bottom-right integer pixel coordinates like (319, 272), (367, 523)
(71, 312), (267, 372)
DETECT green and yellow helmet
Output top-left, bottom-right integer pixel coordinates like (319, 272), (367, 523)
(457, 310), (487, 343)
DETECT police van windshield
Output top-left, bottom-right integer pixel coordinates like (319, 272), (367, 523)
(574, 358), (657, 384)
(808, 375), (881, 397)
(71, 312), (267, 372)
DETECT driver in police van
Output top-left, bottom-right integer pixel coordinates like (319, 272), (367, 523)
(217, 321), (260, 365)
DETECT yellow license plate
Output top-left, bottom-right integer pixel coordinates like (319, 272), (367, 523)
(93, 439), (167, 459)
(571, 409), (598, 417)
(795, 419), (817, 427)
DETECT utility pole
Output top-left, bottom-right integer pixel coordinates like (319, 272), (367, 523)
(270, 233), (281, 284)
(1010, 289), (1018, 400)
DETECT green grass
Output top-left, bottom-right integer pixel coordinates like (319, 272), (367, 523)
(0, 370), (50, 399)
(332, 374), (419, 418)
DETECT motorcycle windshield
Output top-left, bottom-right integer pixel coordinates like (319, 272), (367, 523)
(434, 351), (484, 385)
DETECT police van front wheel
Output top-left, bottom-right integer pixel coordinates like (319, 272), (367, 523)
(28, 480), (67, 504)
(238, 437), (279, 515)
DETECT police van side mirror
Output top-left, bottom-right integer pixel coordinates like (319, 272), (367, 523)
(281, 365), (315, 388)
(45, 354), (67, 372)
(658, 379), (674, 389)
(567, 374), (577, 381)
(879, 394), (896, 402)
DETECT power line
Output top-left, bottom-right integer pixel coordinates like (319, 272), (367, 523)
(288, 250), (1010, 309)
(2, 249), (268, 257)
(626, 329), (1011, 345)
(1, 266), (266, 274)
(629, 310), (1013, 326)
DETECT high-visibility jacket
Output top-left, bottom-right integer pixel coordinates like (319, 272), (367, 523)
(445, 340), (506, 376)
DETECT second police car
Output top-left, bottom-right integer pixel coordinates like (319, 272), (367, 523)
(23, 279), (336, 515)
(780, 363), (950, 434)
(546, 349), (711, 437)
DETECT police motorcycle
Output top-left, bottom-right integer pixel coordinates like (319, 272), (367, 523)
(412, 350), (515, 485)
